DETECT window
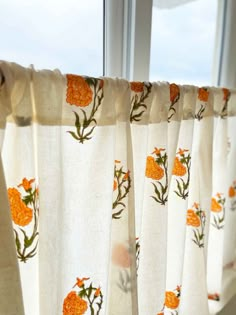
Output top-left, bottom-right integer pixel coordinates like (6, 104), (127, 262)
(0, 0), (103, 76)
(150, 0), (218, 86)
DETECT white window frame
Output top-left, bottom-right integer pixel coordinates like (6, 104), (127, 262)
(213, 0), (236, 88)
(105, 0), (236, 89)
(104, 0), (153, 81)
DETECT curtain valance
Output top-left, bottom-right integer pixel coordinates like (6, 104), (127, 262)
(0, 61), (236, 129)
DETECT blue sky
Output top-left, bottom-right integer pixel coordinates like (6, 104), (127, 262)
(0, 0), (218, 85)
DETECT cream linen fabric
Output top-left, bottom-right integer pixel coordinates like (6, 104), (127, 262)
(0, 61), (236, 315)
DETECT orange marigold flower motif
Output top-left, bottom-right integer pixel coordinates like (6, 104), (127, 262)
(211, 197), (222, 212)
(222, 88), (230, 101)
(73, 277), (90, 288)
(94, 287), (101, 297)
(112, 243), (131, 268)
(152, 147), (165, 155)
(170, 83), (180, 102)
(198, 87), (209, 102)
(66, 74), (93, 107)
(145, 156), (164, 180)
(8, 188), (33, 226)
(165, 291), (180, 309)
(172, 157), (186, 176)
(130, 81), (144, 93)
(186, 209), (200, 227)
(229, 186), (235, 198)
(113, 180), (118, 191)
(18, 178), (35, 191)
(63, 291), (88, 315)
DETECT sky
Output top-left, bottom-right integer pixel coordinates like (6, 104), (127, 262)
(150, 0), (218, 86)
(0, 0), (104, 76)
(0, 0), (218, 86)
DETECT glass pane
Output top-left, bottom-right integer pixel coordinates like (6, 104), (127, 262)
(150, 0), (218, 86)
(0, 0), (103, 76)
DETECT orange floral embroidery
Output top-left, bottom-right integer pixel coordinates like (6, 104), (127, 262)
(123, 171), (130, 181)
(229, 186), (235, 198)
(8, 179), (39, 263)
(177, 148), (188, 155)
(63, 291), (88, 315)
(130, 82), (152, 122)
(221, 88), (230, 118)
(158, 285), (181, 313)
(94, 287), (101, 297)
(8, 188), (33, 226)
(66, 74), (93, 107)
(228, 182), (236, 211)
(165, 291), (180, 309)
(168, 83), (180, 122)
(186, 209), (200, 227)
(67, 77), (104, 143)
(65, 278), (103, 314)
(222, 88), (230, 101)
(130, 81), (144, 93)
(112, 162), (131, 219)
(73, 278), (90, 288)
(195, 87), (209, 120)
(145, 156), (164, 180)
(112, 243), (131, 268)
(208, 293), (220, 301)
(187, 203), (206, 248)
(152, 147), (165, 155)
(211, 193), (225, 229)
(172, 157), (186, 176)
(211, 197), (222, 212)
(198, 87), (209, 102)
(113, 180), (118, 191)
(146, 148), (168, 205)
(173, 149), (191, 200)
(170, 83), (180, 103)
(18, 178), (35, 191)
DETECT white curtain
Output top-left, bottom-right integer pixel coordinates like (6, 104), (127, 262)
(0, 61), (236, 315)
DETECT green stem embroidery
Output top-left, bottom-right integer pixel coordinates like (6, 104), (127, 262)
(13, 183), (39, 263)
(112, 163), (131, 219)
(189, 204), (206, 248)
(211, 194), (225, 230)
(168, 94), (180, 122)
(68, 78), (104, 143)
(130, 83), (152, 122)
(173, 150), (191, 200)
(147, 148), (168, 205)
(77, 280), (103, 315)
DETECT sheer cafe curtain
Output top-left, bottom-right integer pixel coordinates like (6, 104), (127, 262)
(0, 61), (236, 315)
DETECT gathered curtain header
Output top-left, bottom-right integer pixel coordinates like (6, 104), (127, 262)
(0, 61), (235, 130)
